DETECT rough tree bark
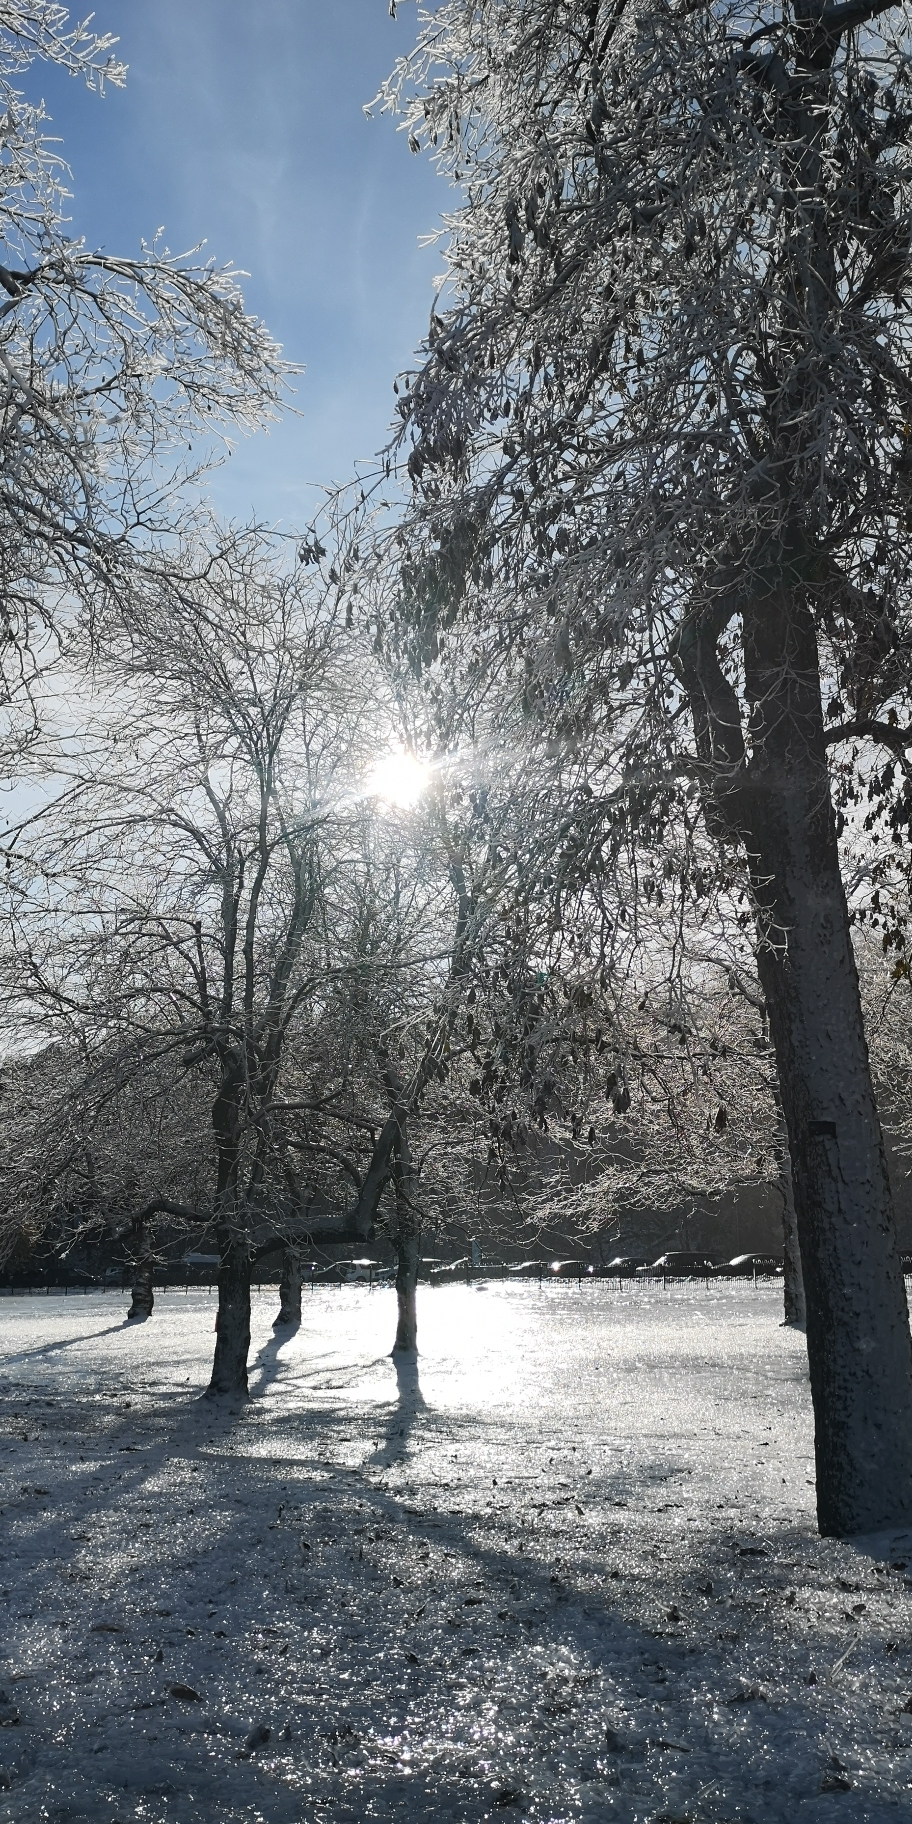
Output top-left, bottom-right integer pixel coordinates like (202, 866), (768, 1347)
(207, 1085), (251, 1399)
(771, 1079), (806, 1330)
(392, 1119), (419, 1354)
(742, 588), (912, 1533)
(127, 1231), (154, 1321)
(275, 1247), (302, 1327)
(778, 1143), (806, 1332)
(678, 570), (912, 1533)
(208, 1235), (251, 1398)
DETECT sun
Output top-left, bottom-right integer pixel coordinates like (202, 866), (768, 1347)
(367, 748), (429, 808)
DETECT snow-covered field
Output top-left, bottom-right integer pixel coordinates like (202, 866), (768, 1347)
(2, 1282), (912, 1823)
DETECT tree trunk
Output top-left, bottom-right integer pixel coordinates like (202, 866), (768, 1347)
(741, 586), (912, 1534)
(392, 1122), (419, 1354)
(207, 1086), (251, 1398)
(778, 1143), (806, 1331)
(275, 1248), (302, 1327)
(394, 1225), (419, 1353)
(346, 1111), (399, 1240)
(207, 1238), (251, 1399)
(127, 1249), (154, 1320)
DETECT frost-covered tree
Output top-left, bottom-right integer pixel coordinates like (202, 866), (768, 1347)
(3, 531), (371, 1396)
(0, 4), (285, 735)
(376, 0), (912, 1535)
(429, 772), (803, 1285)
(0, 1036), (210, 1310)
(337, 768), (515, 1352)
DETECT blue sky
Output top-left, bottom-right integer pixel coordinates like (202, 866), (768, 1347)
(31, 1), (445, 527)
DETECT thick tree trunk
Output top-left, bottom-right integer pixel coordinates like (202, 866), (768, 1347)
(394, 1225), (419, 1353)
(392, 1123), (419, 1354)
(207, 1088), (251, 1398)
(741, 587), (912, 1534)
(127, 1250), (154, 1320)
(346, 1112), (400, 1241)
(275, 1248), (302, 1327)
(778, 1144), (806, 1331)
(208, 1238), (251, 1399)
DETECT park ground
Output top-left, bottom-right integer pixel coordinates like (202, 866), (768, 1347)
(2, 1282), (912, 1822)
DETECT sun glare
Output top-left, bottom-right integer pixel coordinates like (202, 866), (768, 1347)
(368, 748), (429, 808)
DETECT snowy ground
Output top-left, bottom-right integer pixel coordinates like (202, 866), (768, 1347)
(2, 1284), (912, 1824)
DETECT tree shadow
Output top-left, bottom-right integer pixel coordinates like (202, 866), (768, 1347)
(363, 1348), (428, 1471)
(1, 1321), (130, 1366)
(6, 1306), (908, 1823)
(250, 1318), (301, 1400)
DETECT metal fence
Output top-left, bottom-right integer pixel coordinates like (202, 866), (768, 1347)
(0, 1259), (796, 1297)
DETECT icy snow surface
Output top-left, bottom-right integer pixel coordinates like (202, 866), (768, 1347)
(2, 1281), (912, 1822)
